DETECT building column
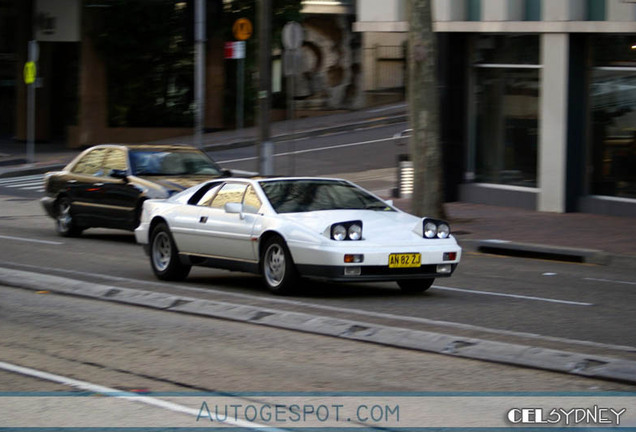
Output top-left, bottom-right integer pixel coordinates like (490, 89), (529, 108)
(538, 33), (569, 212)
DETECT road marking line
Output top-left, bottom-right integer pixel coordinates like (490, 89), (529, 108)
(585, 277), (636, 286)
(218, 136), (395, 164)
(5, 182), (43, 188)
(0, 360), (283, 431)
(0, 175), (43, 184)
(433, 285), (593, 306)
(0, 235), (63, 245)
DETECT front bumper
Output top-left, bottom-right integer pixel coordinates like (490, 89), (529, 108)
(40, 196), (56, 218)
(297, 263), (458, 282)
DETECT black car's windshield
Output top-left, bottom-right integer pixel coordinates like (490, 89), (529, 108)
(259, 179), (394, 214)
(130, 150), (222, 176)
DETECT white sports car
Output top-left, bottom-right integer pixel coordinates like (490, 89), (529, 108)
(134, 177), (461, 294)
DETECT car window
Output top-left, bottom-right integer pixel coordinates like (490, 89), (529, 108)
(210, 183), (247, 209)
(197, 183), (224, 207)
(242, 185), (262, 214)
(103, 149), (128, 174)
(259, 179), (395, 214)
(71, 148), (109, 176)
(129, 149), (222, 176)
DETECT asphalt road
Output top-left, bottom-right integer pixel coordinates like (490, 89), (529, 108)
(1, 195), (635, 365)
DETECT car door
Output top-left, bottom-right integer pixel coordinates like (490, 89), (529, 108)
(168, 181), (224, 254)
(66, 147), (110, 222)
(97, 148), (142, 229)
(193, 182), (260, 261)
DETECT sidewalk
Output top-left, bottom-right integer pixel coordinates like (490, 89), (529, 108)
(1, 103), (635, 261)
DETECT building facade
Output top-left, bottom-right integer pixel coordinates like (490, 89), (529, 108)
(355, 0), (636, 217)
(1, 0), (358, 149)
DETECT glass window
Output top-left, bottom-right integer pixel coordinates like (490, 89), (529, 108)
(260, 179), (394, 214)
(590, 69), (636, 199)
(210, 183), (247, 209)
(475, 35), (540, 65)
(129, 149), (222, 176)
(525, 0), (541, 21)
(103, 149), (128, 173)
(71, 148), (109, 176)
(474, 67), (539, 187)
(466, 0), (481, 21)
(587, 0), (606, 21)
(242, 185), (262, 214)
(197, 183), (224, 207)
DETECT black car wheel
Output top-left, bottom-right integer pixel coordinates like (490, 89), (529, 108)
(150, 223), (191, 281)
(397, 278), (434, 293)
(55, 197), (83, 237)
(261, 236), (298, 295)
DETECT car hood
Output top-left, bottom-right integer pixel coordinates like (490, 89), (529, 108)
(280, 209), (425, 241)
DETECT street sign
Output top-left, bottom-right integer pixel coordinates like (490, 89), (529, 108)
(282, 22), (303, 50)
(23, 61), (36, 85)
(233, 18), (253, 41)
(224, 41), (245, 59)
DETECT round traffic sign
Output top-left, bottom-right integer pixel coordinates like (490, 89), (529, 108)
(233, 18), (253, 41)
(23, 61), (36, 85)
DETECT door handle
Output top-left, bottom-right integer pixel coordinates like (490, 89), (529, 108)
(199, 216), (208, 223)
(93, 183), (104, 187)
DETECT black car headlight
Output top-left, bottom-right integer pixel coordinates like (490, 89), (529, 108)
(422, 218), (451, 239)
(331, 221), (363, 241)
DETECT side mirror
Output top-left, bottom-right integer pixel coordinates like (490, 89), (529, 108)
(224, 202), (244, 217)
(110, 169), (129, 182)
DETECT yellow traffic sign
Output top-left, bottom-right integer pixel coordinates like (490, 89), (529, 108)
(233, 18), (253, 41)
(24, 61), (36, 85)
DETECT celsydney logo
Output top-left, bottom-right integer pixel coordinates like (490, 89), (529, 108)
(507, 406), (627, 425)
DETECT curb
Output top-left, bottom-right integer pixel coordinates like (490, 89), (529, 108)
(201, 113), (408, 153)
(458, 239), (636, 267)
(2, 266), (636, 385)
(461, 239), (612, 265)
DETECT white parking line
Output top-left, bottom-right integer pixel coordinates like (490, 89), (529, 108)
(218, 136), (395, 164)
(0, 235), (63, 245)
(0, 361), (282, 431)
(584, 277), (636, 286)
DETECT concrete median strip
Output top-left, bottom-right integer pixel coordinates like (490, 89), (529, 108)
(2, 266), (635, 385)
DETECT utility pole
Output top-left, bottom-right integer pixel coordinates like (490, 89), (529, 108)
(194, 0), (206, 148)
(407, 0), (445, 218)
(258, 0), (273, 175)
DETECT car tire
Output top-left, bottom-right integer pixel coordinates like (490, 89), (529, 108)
(150, 222), (191, 281)
(55, 197), (83, 237)
(261, 236), (298, 295)
(397, 278), (434, 293)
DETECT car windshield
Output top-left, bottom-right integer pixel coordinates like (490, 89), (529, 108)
(259, 179), (394, 214)
(129, 149), (222, 176)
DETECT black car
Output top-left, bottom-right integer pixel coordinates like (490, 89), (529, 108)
(41, 144), (232, 237)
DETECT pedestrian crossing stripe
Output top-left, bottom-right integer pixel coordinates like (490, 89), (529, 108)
(0, 174), (44, 184)
(0, 174), (44, 192)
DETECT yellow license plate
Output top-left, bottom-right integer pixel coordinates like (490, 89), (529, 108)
(388, 253), (421, 268)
